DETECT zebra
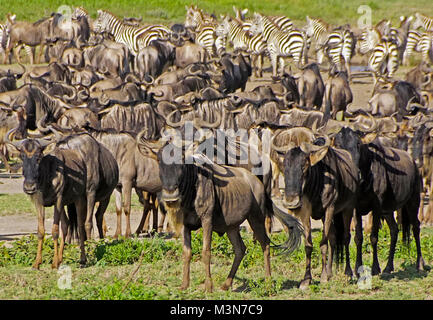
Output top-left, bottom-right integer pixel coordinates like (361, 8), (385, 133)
(184, 5), (218, 56)
(417, 32), (433, 64)
(368, 37), (399, 83)
(233, 6), (293, 33)
(358, 25), (399, 81)
(249, 12), (308, 78)
(412, 13), (433, 32)
(216, 15), (268, 77)
(389, 16), (413, 64)
(93, 10), (171, 56)
(403, 30), (422, 65)
(304, 17), (355, 75)
(402, 30), (433, 65)
(304, 16), (335, 63)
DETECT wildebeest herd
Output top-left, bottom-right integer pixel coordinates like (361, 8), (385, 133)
(0, 5), (432, 292)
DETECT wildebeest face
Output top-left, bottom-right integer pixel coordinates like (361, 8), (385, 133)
(158, 149), (185, 205)
(282, 147), (308, 210)
(19, 140), (45, 194)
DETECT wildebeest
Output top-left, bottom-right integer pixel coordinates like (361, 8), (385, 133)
(157, 141), (303, 292)
(5, 129), (119, 268)
(322, 67), (353, 120)
(2, 14), (54, 64)
(332, 123), (425, 276)
(218, 53), (252, 94)
(135, 39), (176, 80)
(272, 129), (358, 289)
(295, 63), (325, 109)
(412, 122), (433, 226)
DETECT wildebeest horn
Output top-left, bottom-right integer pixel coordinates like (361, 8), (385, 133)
(353, 113), (378, 133)
(4, 128), (24, 149)
(300, 134), (331, 154)
(62, 84), (77, 101)
(142, 75), (155, 86)
(421, 74), (431, 88)
(166, 109), (185, 128)
(193, 111), (222, 129)
(271, 130), (295, 153)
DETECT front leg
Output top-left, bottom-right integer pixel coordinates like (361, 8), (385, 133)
(180, 226), (192, 290)
(321, 206), (335, 283)
(201, 215), (213, 292)
(33, 200), (45, 270)
(51, 198), (64, 269)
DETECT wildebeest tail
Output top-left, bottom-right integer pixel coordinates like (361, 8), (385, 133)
(270, 200), (304, 254)
(333, 212), (345, 265)
(66, 204), (79, 243)
(401, 161), (423, 245)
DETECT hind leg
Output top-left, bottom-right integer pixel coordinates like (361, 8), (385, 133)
(221, 227), (247, 291)
(370, 212), (382, 276)
(247, 211), (271, 279)
(383, 213), (398, 274)
(406, 203), (426, 271)
(95, 197), (110, 239)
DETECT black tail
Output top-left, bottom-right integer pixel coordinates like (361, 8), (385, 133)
(66, 204), (79, 243)
(333, 212), (345, 266)
(270, 198), (304, 255)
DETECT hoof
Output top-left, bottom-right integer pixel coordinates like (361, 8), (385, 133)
(299, 279), (311, 290)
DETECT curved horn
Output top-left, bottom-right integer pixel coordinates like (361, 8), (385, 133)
(193, 111), (222, 129)
(62, 83), (77, 101)
(271, 130), (295, 153)
(166, 109), (185, 128)
(4, 128), (24, 149)
(300, 134), (331, 153)
(353, 112), (378, 133)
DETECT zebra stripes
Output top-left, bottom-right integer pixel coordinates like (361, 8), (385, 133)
(185, 5), (218, 56)
(249, 13), (307, 77)
(217, 16), (268, 76)
(233, 7), (293, 34)
(368, 38), (399, 81)
(403, 30), (433, 65)
(413, 13), (433, 32)
(94, 10), (171, 55)
(304, 17), (355, 72)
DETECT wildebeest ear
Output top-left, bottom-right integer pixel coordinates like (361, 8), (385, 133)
(309, 146), (329, 166)
(42, 141), (57, 155)
(360, 132), (377, 144)
(300, 141), (329, 166)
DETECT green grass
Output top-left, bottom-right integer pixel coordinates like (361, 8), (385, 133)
(0, 224), (432, 299)
(0, 192), (142, 217)
(1, 0), (432, 26)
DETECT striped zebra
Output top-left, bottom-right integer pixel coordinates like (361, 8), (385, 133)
(368, 38), (399, 83)
(413, 13), (433, 31)
(216, 15), (268, 77)
(402, 30), (433, 65)
(184, 5), (218, 56)
(389, 16), (413, 64)
(305, 17), (355, 74)
(93, 10), (171, 56)
(417, 32), (433, 64)
(358, 26), (399, 81)
(249, 13), (308, 77)
(403, 30), (422, 64)
(233, 6), (293, 34)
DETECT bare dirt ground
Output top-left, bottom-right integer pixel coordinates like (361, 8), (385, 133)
(0, 57), (410, 242)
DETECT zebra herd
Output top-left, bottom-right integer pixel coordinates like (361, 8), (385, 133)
(1, 5), (433, 83)
(181, 5), (433, 83)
